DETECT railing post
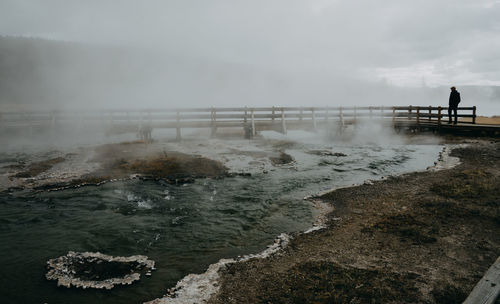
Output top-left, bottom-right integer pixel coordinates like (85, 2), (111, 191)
(251, 108), (255, 137)
(472, 106), (476, 124)
(176, 110), (181, 141)
(339, 106), (344, 127)
(145, 111), (152, 142)
(408, 105), (412, 120)
(244, 107), (248, 123)
(437, 107), (442, 125)
(271, 106), (275, 122)
(392, 107), (396, 122)
(312, 108), (317, 130)
(211, 107), (217, 137)
(28, 112), (34, 136)
(369, 106), (373, 119)
(416, 107), (420, 124)
(51, 111), (57, 129)
(281, 107), (287, 134)
(78, 112), (84, 129)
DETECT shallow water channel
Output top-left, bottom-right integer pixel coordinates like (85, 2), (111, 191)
(0, 138), (442, 304)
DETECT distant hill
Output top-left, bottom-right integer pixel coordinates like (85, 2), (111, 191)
(1, 36), (499, 115)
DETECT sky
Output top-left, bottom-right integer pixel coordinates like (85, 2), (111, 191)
(1, 0), (500, 88)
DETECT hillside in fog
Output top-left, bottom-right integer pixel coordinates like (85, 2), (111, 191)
(1, 36), (499, 114)
(0, 36), (286, 110)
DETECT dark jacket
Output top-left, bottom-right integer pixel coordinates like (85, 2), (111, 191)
(449, 90), (461, 107)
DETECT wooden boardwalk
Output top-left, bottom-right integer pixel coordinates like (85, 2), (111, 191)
(464, 256), (500, 304)
(1, 106), (499, 139)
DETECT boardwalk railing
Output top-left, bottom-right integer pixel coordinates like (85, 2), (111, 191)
(392, 106), (477, 124)
(0, 106), (477, 139)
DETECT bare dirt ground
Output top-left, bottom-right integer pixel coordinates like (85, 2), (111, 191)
(209, 139), (500, 304)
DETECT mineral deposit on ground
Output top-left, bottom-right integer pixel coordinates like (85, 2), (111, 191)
(46, 251), (155, 289)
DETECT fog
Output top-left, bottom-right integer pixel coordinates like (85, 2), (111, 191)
(0, 0), (499, 115)
(0, 4), (497, 304)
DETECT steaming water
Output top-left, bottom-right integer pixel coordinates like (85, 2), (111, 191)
(0, 137), (442, 304)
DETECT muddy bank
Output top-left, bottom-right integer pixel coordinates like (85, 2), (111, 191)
(0, 139), (300, 192)
(11, 157), (66, 178)
(209, 140), (500, 304)
(0, 141), (230, 192)
(89, 142), (228, 181)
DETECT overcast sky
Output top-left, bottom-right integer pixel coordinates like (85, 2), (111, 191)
(1, 0), (500, 87)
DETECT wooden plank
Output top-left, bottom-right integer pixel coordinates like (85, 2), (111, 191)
(464, 256), (500, 304)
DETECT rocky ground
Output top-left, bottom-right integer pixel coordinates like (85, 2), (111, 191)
(208, 139), (500, 304)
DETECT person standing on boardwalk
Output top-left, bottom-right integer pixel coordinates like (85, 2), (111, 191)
(448, 86), (461, 124)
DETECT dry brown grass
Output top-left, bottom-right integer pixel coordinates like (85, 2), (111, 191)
(475, 116), (500, 125)
(430, 169), (497, 199)
(230, 261), (422, 304)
